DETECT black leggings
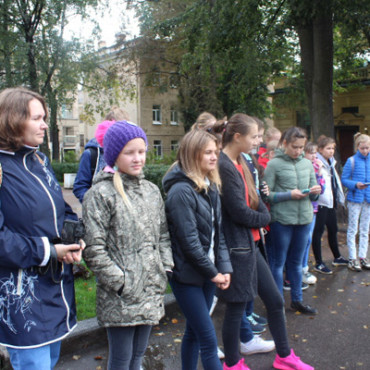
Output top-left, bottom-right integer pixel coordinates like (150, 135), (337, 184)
(222, 250), (290, 366)
(312, 206), (340, 265)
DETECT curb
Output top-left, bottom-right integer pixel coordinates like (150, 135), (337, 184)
(0, 293), (176, 368)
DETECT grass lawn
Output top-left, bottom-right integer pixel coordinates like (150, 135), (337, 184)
(74, 274), (96, 321)
(74, 272), (172, 321)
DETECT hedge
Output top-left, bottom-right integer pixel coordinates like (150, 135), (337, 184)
(51, 162), (171, 195)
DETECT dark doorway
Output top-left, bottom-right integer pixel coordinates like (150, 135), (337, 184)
(335, 125), (359, 164)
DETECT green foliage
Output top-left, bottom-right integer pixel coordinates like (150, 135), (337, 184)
(51, 162), (79, 182)
(144, 163), (171, 196)
(63, 151), (78, 163)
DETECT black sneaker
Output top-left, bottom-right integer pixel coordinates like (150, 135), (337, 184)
(291, 301), (318, 315)
(283, 280), (309, 291)
(332, 256), (349, 266)
(314, 263), (333, 274)
(246, 314), (266, 334)
(251, 312), (268, 326)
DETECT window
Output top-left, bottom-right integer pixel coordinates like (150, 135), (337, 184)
(170, 109), (178, 125)
(171, 140), (179, 152)
(342, 106), (359, 114)
(169, 74), (179, 89)
(153, 140), (162, 157)
(152, 105), (161, 124)
(61, 104), (73, 119)
(79, 134), (85, 147)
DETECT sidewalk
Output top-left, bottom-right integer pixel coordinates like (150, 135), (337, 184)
(1, 189), (369, 369)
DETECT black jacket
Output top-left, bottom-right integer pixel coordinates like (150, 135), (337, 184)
(217, 152), (271, 302)
(163, 164), (232, 286)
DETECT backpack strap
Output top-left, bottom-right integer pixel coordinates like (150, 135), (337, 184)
(87, 147), (99, 177)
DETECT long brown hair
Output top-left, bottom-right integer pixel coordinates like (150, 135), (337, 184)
(214, 113), (259, 210)
(0, 87), (48, 151)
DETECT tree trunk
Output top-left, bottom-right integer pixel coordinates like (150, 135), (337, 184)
(311, 0), (334, 139)
(294, 0), (334, 140)
(47, 88), (60, 161)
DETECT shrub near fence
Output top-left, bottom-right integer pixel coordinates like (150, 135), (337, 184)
(51, 162), (79, 183)
(51, 162), (170, 196)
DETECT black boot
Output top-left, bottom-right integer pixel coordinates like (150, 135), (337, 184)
(291, 301), (318, 315)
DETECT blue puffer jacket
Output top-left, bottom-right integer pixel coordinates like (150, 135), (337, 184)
(341, 151), (370, 204)
(73, 138), (106, 203)
(0, 147), (77, 348)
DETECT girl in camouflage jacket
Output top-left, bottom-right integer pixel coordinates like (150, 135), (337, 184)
(82, 121), (174, 370)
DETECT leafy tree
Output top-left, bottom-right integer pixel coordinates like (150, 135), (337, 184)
(0, 0), (101, 159)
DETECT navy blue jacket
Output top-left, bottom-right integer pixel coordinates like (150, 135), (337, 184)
(341, 151), (370, 204)
(73, 138), (106, 203)
(0, 147), (77, 348)
(163, 165), (232, 286)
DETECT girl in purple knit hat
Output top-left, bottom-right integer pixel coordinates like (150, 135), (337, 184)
(82, 121), (174, 370)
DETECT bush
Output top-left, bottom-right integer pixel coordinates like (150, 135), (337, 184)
(64, 150), (77, 163)
(51, 162), (79, 182)
(144, 164), (171, 196)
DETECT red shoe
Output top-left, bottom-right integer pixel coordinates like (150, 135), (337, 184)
(223, 358), (251, 369)
(273, 349), (314, 370)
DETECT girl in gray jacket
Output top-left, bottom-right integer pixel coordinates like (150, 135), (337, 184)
(83, 121), (174, 370)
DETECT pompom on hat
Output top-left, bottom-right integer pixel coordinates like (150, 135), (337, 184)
(95, 120), (115, 147)
(103, 120), (148, 167)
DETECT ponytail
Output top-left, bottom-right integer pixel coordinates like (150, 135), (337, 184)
(113, 171), (132, 209)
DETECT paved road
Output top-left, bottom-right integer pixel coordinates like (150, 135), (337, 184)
(57, 189), (370, 370)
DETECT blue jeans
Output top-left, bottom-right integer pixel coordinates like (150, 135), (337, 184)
(170, 279), (222, 370)
(302, 214), (317, 268)
(269, 222), (311, 302)
(106, 325), (152, 370)
(7, 341), (61, 370)
(240, 301), (254, 343)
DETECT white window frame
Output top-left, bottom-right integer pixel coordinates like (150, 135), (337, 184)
(171, 140), (179, 152)
(152, 105), (162, 125)
(170, 109), (178, 125)
(153, 140), (163, 157)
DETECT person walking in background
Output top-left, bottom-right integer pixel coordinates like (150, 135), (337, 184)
(163, 129), (232, 370)
(0, 87), (83, 370)
(215, 116), (314, 370)
(264, 127), (321, 315)
(82, 122), (173, 370)
(73, 106), (129, 203)
(341, 133), (370, 271)
(312, 136), (348, 275)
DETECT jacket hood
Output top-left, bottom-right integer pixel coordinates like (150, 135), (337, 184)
(162, 163), (194, 193)
(92, 168), (144, 186)
(316, 152), (336, 168)
(274, 147), (304, 162)
(84, 138), (101, 150)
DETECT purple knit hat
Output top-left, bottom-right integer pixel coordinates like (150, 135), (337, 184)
(103, 121), (148, 167)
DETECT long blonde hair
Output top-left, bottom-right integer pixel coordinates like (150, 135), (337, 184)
(113, 171), (132, 209)
(177, 130), (221, 192)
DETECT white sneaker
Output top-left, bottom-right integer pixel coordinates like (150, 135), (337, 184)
(240, 335), (275, 355)
(217, 347), (225, 359)
(302, 271), (317, 285)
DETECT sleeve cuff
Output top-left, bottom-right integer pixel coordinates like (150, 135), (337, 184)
(40, 237), (51, 266)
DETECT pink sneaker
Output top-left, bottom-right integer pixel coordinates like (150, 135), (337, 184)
(223, 358), (251, 370)
(273, 349), (314, 370)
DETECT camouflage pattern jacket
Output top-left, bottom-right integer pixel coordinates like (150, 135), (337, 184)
(82, 170), (174, 327)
